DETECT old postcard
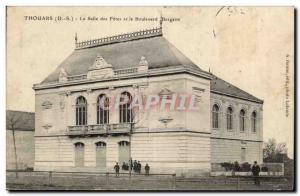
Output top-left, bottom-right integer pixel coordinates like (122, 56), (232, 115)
(6, 6), (294, 191)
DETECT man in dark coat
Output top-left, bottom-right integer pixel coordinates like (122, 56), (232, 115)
(114, 162), (120, 177)
(122, 162), (126, 170)
(137, 161), (141, 174)
(133, 160), (138, 173)
(129, 158), (133, 171)
(145, 163), (150, 176)
(251, 161), (261, 185)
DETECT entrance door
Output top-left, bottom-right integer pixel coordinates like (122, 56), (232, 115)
(118, 141), (130, 164)
(96, 142), (106, 168)
(74, 142), (84, 167)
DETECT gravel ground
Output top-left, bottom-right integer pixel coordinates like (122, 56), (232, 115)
(6, 172), (294, 191)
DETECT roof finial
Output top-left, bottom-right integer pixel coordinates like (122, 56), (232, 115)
(209, 67), (211, 73)
(75, 33), (78, 44)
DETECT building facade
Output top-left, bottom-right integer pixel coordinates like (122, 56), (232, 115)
(33, 26), (263, 175)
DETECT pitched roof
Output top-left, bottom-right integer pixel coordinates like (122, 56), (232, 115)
(42, 29), (203, 84)
(6, 110), (35, 131)
(210, 74), (263, 103)
(39, 28), (262, 104)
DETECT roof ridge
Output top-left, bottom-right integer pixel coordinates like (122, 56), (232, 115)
(75, 27), (162, 50)
(210, 73), (263, 103)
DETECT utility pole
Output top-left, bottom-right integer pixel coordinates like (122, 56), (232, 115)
(129, 122), (133, 177)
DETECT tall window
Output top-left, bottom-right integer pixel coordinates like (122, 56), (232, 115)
(76, 96), (87, 125)
(97, 94), (109, 124)
(95, 142), (107, 168)
(212, 104), (219, 129)
(240, 109), (246, 132)
(118, 141), (130, 164)
(74, 142), (84, 167)
(119, 92), (133, 123)
(251, 111), (257, 132)
(241, 147), (246, 162)
(226, 107), (233, 130)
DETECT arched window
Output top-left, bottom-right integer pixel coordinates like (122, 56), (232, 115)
(226, 107), (233, 130)
(74, 142), (84, 167)
(74, 142), (85, 148)
(95, 142), (107, 168)
(119, 92), (133, 123)
(240, 109), (246, 132)
(119, 141), (130, 146)
(95, 141), (107, 147)
(212, 104), (219, 129)
(97, 94), (109, 124)
(251, 111), (257, 132)
(76, 96), (87, 125)
(118, 141), (130, 164)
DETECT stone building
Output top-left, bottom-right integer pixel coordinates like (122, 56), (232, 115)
(33, 26), (263, 175)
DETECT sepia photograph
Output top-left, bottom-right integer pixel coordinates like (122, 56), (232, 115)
(6, 6), (295, 191)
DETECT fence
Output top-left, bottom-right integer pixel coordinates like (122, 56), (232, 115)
(6, 170), (292, 191)
(211, 162), (285, 176)
(6, 170), (176, 190)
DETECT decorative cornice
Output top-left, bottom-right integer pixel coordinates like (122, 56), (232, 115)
(33, 66), (211, 90)
(75, 27), (162, 50)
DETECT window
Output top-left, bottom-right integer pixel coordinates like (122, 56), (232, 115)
(251, 111), (257, 132)
(226, 107), (233, 130)
(74, 142), (84, 167)
(119, 92), (133, 123)
(118, 141), (130, 164)
(96, 141), (107, 147)
(119, 141), (130, 146)
(95, 142), (107, 168)
(212, 104), (219, 129)
(97, 94), (109, 124)
(76, 96), (87, 125)
(240, 109), (246, 132)
(241, 147), (246, 162)
(74, 142), (85, 148)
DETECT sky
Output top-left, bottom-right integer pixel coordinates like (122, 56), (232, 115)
(6, 6), (294, 157)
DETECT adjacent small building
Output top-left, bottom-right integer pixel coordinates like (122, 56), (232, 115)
(33, 26), (263, 175)
(6, 110), (35, 170)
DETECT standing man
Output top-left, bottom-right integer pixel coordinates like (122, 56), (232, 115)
(251, 161), (261, 185)
(145, 163), (150, 176)
(122, 162), (126, 170)
(133, 160), (138, 173)
(129, 158), (133, 171)
(137, 161), (141, 174)
(114, 162), (120, 177)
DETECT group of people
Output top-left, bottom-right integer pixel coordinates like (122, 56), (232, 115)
(113, 160), (150, 177)
(131, 160), (142, 173)
(115, 160), (261, 185)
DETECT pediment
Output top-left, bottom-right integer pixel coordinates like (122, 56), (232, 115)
(158, 88), (174, 99)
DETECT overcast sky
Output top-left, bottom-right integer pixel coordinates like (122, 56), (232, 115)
(7, 6), (294, 157)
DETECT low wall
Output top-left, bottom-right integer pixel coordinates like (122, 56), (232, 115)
(211, 162), (284, 176)
(210, 171), (284, 177)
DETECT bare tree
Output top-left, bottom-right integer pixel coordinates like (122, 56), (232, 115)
(7, 112), (22, 178)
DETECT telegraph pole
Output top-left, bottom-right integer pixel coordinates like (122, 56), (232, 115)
(129, 122), (133, 177)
